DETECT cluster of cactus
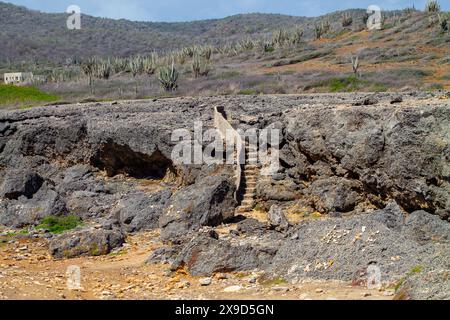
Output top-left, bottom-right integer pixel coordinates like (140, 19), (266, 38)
(272, 27), (303, 46)
(143, 53), (158, 75)
(341, 13), (353, 27)
(425, 0), (440, 13)
(315, 20), (331, 39)
(128, 56), (144, 77)
(191, 55), (210, 78)
(216, 42), (241, 56)
(403, 6), (416, 15)
(110, 57), (129, 74)
(158, 62), (179, 91)
(96, 60), (112, 79)
(177, 45), (213, 64)
(239, 37), (256, 51)
(48, 68), (81, 83)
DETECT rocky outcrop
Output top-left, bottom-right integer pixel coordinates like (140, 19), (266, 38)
(0, 93), (448, 281)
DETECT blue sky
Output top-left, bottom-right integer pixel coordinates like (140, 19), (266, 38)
(5, 0), (449, 22)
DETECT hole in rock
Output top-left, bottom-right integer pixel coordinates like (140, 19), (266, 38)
(91, 141), (175, 179)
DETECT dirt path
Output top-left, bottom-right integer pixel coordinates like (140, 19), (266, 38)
(0, 231), (394, 300)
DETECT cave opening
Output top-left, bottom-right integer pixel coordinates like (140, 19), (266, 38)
(91, 141), (175, 179)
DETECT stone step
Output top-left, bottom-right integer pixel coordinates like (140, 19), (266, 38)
(243, 193), (254, 200)
(244, 164), (259, 170)
(245, 182), (257, 187)
(235, 206), (253, 213)
(241, 199), (254, 206)
(245, 187), (256, 193)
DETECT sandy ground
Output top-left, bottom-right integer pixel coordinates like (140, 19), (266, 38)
(0, 230), (395, 300)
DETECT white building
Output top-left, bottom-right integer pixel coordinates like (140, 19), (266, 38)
(4, 72), (33, 85)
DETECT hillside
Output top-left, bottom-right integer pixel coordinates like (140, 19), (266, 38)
(0, 1), (312, 62)
(0, 2), (448, 107)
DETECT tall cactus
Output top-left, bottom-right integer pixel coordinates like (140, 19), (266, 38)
(143, 53), (158, 75)
(158, 62), (179, 91)
(351, 55), (360, 77)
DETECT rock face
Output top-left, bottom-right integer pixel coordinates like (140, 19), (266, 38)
(0, 93), (449, 288)
(279, 100), (450, 220)
(160, 169), (237, 243)
(49, 227), (125, 258)
(0, 98), (214, 231)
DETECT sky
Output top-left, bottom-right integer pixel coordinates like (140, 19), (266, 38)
(5, 0), (450, 22)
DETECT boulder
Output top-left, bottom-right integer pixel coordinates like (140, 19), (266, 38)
(308, 178), (361, 213)
(113, 189), (172, 232)
(170, 232), (275, 276)
(159, 170), (236, 243)
(49, 227), (125, 258)
(0, 169), (43, 200)
(267, 205), (289, 230)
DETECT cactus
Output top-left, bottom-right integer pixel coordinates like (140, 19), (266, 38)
(128, 56), (144, 77)
(315, 20), (331, 39)
(272, 29), (289, 46)
(289, 27), (303, 45)
(191, 55), (209, 78)
(95, 59), (112, 80)
(81, 58), (97, 87)
(425, 0), (440, 13)
(314, 24), (324, 39)
(158, 62), (179, 91)
(200, 45), (213, 60)
(438, 13), (448, 32)
(143, 53), (158, 75)
(351, 55), (360, 77)
(342, 13), (353, 27)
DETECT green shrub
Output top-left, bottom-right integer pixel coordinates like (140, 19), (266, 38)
(36, 215), (82, 234)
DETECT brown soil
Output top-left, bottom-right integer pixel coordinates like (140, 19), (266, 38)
(0, 231), (394, 300)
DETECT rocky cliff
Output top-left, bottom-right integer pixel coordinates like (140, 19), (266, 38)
(0, 92), (449, 299)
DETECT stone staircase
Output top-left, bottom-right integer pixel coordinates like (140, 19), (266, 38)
(235, 142), (260, 214)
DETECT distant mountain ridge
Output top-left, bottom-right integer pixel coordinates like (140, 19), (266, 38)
(0, 2), (383, 63)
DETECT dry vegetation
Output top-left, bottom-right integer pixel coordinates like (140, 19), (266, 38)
(0, 2), (448, 108)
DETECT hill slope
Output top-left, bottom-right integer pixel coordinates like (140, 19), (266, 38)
(0, 1), (313, 62)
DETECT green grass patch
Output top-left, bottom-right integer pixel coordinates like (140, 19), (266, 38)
(0, 84), (59, 106)
(36, 215), (82, 234)
(305, 75), (389, 93)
